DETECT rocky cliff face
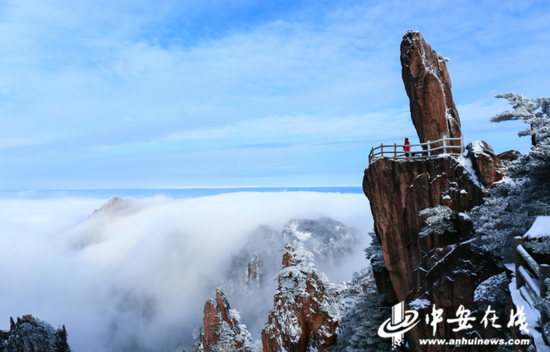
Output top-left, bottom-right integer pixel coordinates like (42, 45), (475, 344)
(363, 156), (487, 301)
(401, 30), (461, 147)
(363, 152), (522, 351)
(202, 288), (253, 352)
(261, 244), (342, 352)
(363, 31), (526, 351)
(0, 315), (71, 352)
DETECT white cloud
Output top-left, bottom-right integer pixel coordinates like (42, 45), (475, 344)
(0, 192), (372, 352)
(161, 110), (411, 141)
(0, 0), (399, 150)
(0, 0), (547, 187)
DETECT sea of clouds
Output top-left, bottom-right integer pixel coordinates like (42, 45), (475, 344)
(0, 192), (373, 352)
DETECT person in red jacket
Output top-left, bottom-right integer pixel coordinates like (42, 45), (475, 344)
(403, 138), (410, 158)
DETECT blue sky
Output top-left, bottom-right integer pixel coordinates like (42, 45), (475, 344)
(0, 0), (549, 189)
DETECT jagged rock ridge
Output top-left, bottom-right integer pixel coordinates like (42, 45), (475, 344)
(195, 243), (377, 352)
(224, 218), (356, 297)
(201, 289), (253, 352)
(0, 315), (71, 352)
(220, 218), (357, 342)
(261, 244), (343, 352)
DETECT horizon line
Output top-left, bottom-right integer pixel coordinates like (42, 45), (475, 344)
(15, 185), (362, 191)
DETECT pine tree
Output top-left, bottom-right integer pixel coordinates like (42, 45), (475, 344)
(419, 205), (458, 238)
(335, 290), (393, 352)
(491, 93), (550, 146)
(364, 231), (384, 274)
(472, 93), (550, 262)
(333, 232), (394, 351)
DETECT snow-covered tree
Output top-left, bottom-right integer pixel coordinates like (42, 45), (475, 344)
(329, 233), (395, 351)
(335, 290), (393, 352)
(182, 326), (203, 352)
(472, 93), (550, 262)
(0, 316), (71, 352)
(364, 231), (384, 273)
(419, 205), (458, 238)
(474, 272), (510, 314)
(491, 93), (550, 146)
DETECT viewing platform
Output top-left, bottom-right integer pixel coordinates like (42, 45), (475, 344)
(368, 135), (465, 164)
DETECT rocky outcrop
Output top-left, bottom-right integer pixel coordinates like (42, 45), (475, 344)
(225, 219), (356, 297)
(363, 30), (524, 351)
(220, 220), (357, 348)
(401, 30), (461, 147)
(363, 155), (517, 351)
(91, 196), (128, 215)
(363, 156), (486, 300)
(497, 150), (521, 164)
(0, 315), (71, 352)
(261, 245), (341, 352)
(242, 254), (262, 293)
(202, 289), (252, 352)
(466, 141), (505, 188)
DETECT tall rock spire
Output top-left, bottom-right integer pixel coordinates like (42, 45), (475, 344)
(361, 30), (522, 351)
(401, 30), (461, 144)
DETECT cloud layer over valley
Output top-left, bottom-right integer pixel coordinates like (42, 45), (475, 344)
(0, 192), (372, 352)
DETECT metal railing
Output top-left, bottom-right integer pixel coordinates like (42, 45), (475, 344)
(368, 135), (465, 164)
(515, 236), (550, 343)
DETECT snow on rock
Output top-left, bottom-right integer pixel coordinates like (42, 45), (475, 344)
(497, 150), (522, 165)
(465, 141), (505, 188)
(409, 298), (431, 310)
(0, 315), (71, 352)
(202, 288), (253, 352)
(522, 216), (550, 256)
(468, 141), (494, 156)
(509, 278), (550, 352)
(524, 216), (550, 240)
(456, 156), (483, 188)
(364, 148), (511, 350)
(220, 220), (357, 346)
(285, 221), (312, 241)
(261, 244), (343, 352)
